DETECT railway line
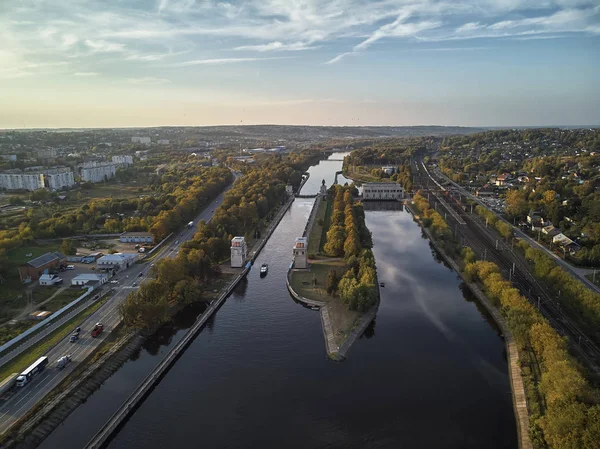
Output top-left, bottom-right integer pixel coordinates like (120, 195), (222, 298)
(412, 160), (600, 375)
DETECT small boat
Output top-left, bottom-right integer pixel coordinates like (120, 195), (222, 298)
(379, 282), (385, 287)
(260, 263), (268, 276)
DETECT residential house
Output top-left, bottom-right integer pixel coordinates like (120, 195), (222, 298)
(39, 274), (63, 286)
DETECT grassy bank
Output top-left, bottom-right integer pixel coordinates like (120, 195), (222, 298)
(307, 198), (328, 256)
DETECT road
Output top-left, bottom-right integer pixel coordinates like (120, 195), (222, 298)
(413, 160), (600, 374)
(0, 182), (234, 435)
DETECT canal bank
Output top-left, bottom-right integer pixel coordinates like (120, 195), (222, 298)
(406, 202), (532, 449)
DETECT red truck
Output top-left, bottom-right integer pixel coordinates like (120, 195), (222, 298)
(90, 323), (104, 338)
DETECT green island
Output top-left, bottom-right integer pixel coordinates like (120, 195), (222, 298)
(289, 183), (378, 358)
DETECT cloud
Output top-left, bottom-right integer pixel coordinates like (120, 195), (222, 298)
(234, 41), (318, 52)
(127, 76), (171, 85)
(84, 39), (126, 53)
(173, 57), (285, 66)
(325, 52), (352, 64)
(74, 71), (99, 76)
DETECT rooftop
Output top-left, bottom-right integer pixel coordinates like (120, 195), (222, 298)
(25, 252), (65, 268)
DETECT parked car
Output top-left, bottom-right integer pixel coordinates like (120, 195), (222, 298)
(66, 265), (75, 270)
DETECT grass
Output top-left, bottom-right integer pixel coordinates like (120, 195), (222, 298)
(289, 259), (346, 303)
(345, 165), (382, 183)
(0, 297), (107, 382)
(42, 288), (87, 313)
(307, 197), (328, 256)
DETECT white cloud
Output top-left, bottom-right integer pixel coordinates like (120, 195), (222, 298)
(84, 39), (126, 53)
(74, 71), (99, 76)
(127, 76), (171, 84)
(173, 57), (284, 66)
(234, 41), (318, 52)
(325, 52), (352, 64)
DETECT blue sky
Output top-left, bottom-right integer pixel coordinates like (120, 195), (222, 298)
(1, 0), (599, 128)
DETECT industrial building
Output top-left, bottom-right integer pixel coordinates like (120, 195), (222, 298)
(19, 252), (67, 282)
(120, 232), (154, 244)
(362, 183), (404, 201)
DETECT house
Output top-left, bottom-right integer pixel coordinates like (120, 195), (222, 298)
(96, 253), (137, 272)
(552, 233), (574, 247)
(527, 211), (543, 226)
(362, 183), (404, 201)
(39, 274), (63, 286)
(71, 273), (108, 287)
(495, 173), (512, 186)
(120, 232), (154, 244)
(19, 252), (66, 282)
(542, 225), (560, 238)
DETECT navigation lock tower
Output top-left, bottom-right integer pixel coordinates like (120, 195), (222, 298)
(319, 179), (327, 196)
(293, 237), (308, 269)
(230, 236), (247, 268)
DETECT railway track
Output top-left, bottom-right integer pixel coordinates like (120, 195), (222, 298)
(412, 160), (600, 375)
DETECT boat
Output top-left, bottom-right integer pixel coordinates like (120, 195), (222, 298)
(379, 282), (385, 287)
(260, 263), (268, 276)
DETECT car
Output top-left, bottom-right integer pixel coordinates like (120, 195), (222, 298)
(57, 354), (72, 369)
(66, 265), (75, 270)
(69, 334), (79, 343)
(74, 326), (81, 334)
(132, 282), (137, 287)
(175, 240), (179, 244)
(180, 233), (183, 237)
(150, 263), (155, 267)
(110, 280), (119, 284)
(138, 272), (143, 277)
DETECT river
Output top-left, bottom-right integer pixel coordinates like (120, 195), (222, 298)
(37, 153), (516, 449)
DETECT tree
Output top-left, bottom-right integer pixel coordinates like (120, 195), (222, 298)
(60, 239), (77, 256)
(505, 189), (529, 218)
(324, 225), (346, 257)
(326, 269), (339, 295)
(343, 230), (361, 259)
(543, 189), (557, 205)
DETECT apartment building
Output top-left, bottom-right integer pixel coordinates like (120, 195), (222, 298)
(0, 171), (45, 191)
(45, 169), (75, 191)
(81, 163), (117, 183)
(131, 136), (151, 144)
(111, 155), (133, 166)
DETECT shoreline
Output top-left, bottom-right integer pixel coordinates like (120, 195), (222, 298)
(406, 202), (532, 449)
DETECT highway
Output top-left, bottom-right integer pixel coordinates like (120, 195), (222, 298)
(0, 183), (234, 435)
(413, 160), (600, 375)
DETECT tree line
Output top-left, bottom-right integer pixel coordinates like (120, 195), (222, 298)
(323, 185), (377, 312)
(464, 259), (600, 449)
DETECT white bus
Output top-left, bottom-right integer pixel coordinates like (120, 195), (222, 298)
(16, 356), (49, 387)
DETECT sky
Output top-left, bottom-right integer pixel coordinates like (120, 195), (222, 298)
(0, 0), (599, 128)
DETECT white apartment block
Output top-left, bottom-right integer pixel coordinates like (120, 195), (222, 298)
(45, 170), (75, 191)
(81, 163), (117, 183)
(111, 155), (134, 166)
(36, 148), (58, 159)
(131, 136), (151, 144)
(0, 172), (45, 191)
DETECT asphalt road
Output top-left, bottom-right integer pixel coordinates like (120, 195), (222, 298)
(0, 183), (234, 435)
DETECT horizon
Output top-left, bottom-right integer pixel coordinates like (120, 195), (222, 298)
(1, 0), (599, 128)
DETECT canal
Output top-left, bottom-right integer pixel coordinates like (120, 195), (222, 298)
(38, 154), (516, 449)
